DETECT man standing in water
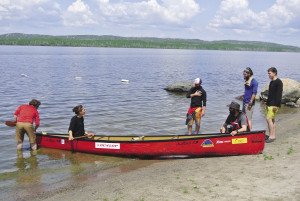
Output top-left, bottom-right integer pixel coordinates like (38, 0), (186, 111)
(265, 67), (283, 143)
(243, 67), (258, 130)
(14, 99), (41, 150)
(186, 78), (206, 135)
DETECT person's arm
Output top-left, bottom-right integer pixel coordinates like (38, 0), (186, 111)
(186, 88), (202, 98)
(85, 131), (95, 137)
(231, 125), (247, 136)
(14, 106), (21, 121)
(249, 80), (258, 108)
(34, 110), (40, 132)
(220, 124), (226, 133)
(220, 115), (230, 133)
(202, 90), (207, 116)
(68, 130), (74, 140)
(276, 80), (283, 107)
(231, 115), (247, 135)
(68, 117), (75, 140)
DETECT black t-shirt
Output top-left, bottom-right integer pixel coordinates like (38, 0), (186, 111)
(186, 86), (207, 107)
(224, 112), (249, 132)
(267, 78), (283, 107)
(68, 115), (85, 137)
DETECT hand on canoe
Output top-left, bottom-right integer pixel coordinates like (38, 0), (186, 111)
(85, 132), (95, 138)
(230, 130), (238, 136)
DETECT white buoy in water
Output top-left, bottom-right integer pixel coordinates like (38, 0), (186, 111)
(121, 79), (129, 83)
(75, 76), (82, 80)
(21, 73), (29, 77)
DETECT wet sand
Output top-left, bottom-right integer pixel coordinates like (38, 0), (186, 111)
(13, 109), (300, 201)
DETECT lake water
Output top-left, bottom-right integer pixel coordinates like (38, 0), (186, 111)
(0, 46), (299, 200)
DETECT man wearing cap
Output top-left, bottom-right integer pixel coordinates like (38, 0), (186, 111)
(186, 78), (207, 135)
(243, 67), (258, 130)
(220, 101), (250, 135)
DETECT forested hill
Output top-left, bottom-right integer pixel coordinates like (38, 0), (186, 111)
(0, 33), (299, 52)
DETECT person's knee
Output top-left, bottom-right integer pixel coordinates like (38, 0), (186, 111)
(17, 143), (23, 150)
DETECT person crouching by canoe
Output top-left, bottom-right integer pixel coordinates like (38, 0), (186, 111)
(220, 101), (250, 136)
(68, 105), (94, 140)
(186, 78), (207, 135)
(14, 99), (41, 150)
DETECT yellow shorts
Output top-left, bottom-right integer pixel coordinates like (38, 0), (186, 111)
(266, 106), (279, 119)
(188, 107), (202, 126)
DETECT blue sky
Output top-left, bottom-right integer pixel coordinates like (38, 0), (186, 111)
(1, 0), (300, 46)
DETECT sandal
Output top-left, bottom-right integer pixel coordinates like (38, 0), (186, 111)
(266, 138), (276, 143)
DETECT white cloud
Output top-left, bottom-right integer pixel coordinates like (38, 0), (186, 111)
(0, 0), (201, 33)
(209, 0), (300, 35)
(97, 0), (200, 25)
(62, 0), (97, 27)
(67, 0), (89, 13)
(0, 0), (61, 22)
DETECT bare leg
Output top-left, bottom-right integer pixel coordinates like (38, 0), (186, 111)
(17, 143), (23, 150)
(272, 119), (276, 139)
(195, 125), (200, 134)
(248, 120), (252, 130)
(267, 118), (276, 139)
(188, 125), (192, 135)
(17, 149), (23, 158)
(30, 143), (37, 151)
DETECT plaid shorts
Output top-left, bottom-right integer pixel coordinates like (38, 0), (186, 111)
(187, 107), (202, 126)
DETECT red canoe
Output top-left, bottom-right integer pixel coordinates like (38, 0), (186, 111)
(36, 130), (265, 158)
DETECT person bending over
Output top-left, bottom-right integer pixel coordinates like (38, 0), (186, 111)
(14, 99), (41, 150)
(220, 101), (250, 136)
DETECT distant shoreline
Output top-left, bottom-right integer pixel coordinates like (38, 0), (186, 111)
(1, 33), (300, 52)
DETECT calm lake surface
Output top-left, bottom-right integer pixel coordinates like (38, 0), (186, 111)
(0, 46), (299, 200)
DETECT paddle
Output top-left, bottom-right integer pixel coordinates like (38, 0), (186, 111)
(1, 120), (16, 127)
(74, 135), (88, 140)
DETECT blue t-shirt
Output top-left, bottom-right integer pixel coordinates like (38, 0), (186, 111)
(243, 78), (258, 104)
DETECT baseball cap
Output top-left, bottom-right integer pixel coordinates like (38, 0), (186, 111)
(194, 78), (202, 84)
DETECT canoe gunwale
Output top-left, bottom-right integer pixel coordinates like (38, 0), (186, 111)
(35, 130), (266, 143)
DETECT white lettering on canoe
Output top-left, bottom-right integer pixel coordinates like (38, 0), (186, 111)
(95, 142), (120, 149)
(61, 139), (65, 144)
(216, 140), (231, 144)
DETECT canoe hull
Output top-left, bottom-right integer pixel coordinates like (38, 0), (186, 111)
(36, 131), (265, 157)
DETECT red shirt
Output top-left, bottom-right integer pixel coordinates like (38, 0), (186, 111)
(14, 105), (40, 126)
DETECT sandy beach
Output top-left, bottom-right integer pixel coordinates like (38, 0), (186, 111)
(9, 108), (300, 201)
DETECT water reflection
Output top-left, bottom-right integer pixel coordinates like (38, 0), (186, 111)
(15, 150), (41, 185)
